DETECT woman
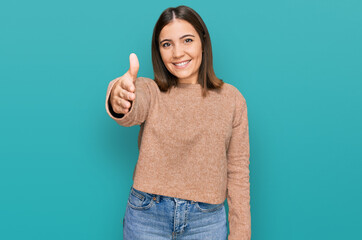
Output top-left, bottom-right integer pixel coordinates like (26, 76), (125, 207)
(105, 5), (251, 240)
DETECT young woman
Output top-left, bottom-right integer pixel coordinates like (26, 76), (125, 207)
(105, 5), (251, 240)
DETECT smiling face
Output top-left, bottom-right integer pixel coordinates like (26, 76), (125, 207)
(159, 19), (203, 84)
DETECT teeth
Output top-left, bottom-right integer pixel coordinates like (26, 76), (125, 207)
(175, 60), (190, 66)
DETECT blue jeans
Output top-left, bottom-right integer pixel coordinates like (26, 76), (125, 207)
(123, 186), (227, 240)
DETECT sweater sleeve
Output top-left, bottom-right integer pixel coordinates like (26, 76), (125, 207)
(226, 89), (251, 240)
(105, 77), (151, 127)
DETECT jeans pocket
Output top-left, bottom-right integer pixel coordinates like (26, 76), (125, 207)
(127, 187), (154, 210)
(195, 201), (224, 213)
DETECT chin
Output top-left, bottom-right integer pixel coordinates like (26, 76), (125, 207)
(169, 69), (193, 79)
(174, 74), (192, 80)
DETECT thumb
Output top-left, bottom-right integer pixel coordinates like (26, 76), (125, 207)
(128, 53), (139, 80)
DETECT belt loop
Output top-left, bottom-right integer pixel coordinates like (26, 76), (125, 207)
(156, 195), (160, 203)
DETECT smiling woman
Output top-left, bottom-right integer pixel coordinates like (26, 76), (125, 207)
(158, 19), (203, 85)
(105, 5), (251, 240)
(151, 5), (224, 97)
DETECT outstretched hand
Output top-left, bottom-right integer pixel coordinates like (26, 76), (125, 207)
(109, 53), (139, 114)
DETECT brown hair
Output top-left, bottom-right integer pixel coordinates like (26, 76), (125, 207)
(151, 5), (224, 97)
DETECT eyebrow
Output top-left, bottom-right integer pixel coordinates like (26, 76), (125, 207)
(159, 34), (195, 44)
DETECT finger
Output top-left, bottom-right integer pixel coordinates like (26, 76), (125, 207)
(114, 105), (129, 115)
(119, 77), (135, 93)
(111, 97), (129, 114)
(128, 53), (139, 80)
(116, 97), (132, 109)
(120, 88), (135, 101)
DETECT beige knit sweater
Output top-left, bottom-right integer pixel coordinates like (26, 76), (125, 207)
(105, 77), (251, 240)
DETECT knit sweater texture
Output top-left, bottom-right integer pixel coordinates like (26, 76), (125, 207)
(105, 77), (251, 240)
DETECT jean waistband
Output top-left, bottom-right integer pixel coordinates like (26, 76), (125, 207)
(130, 186), (196, 204)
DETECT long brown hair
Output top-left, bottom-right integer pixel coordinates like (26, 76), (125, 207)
(151, 5), (224, 97)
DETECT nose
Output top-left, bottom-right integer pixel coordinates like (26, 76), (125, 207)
(172, 44), (184, 59)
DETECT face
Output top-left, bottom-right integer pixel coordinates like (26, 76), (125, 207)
(159, 19), (203, 84)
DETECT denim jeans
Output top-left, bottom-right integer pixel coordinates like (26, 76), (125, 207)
(123, 186), (227, 240)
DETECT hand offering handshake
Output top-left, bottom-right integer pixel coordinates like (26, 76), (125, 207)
(110, 53), (139, 114)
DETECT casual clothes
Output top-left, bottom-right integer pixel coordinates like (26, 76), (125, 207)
(105, 77), (251, 240)
(123, 186), (227, 239)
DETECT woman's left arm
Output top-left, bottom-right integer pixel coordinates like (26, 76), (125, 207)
(226, 89), (251, 240)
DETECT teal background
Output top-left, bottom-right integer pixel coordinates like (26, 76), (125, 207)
(1, 0), (361, 239)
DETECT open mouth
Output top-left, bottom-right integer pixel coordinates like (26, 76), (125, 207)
(173, 60), (191, 68)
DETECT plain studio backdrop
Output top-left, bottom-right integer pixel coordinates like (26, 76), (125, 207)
(0, 0), (361, 239)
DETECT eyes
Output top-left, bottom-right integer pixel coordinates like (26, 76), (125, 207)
(161, 38), (193, 48)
